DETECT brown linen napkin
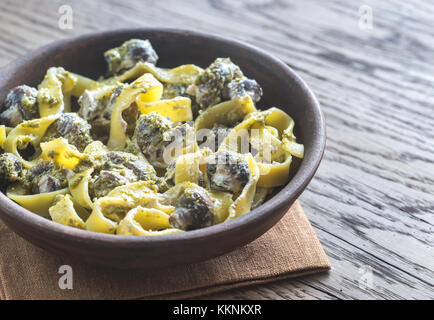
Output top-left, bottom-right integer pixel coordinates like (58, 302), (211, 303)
(0, 201), (330, 300)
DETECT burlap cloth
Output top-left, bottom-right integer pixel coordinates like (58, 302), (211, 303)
(0, 201), (330, 299)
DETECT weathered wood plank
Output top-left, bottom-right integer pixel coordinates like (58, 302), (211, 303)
(0, 0), (432, 299)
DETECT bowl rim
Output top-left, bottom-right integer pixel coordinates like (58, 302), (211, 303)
(0, 27), (326, 247)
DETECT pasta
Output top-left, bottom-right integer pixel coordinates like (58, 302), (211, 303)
(38, 67), (77, 117)
(219, 108), (304, 187)
(194, 96), (257, 131)
(3, 115), (59, 168)
(69, 168), (94, 209)
(107, 73), (163, 149)
(49, 194), (86, 229)
(136, 96), (193, 122)
(0, 125), (6, 148)
(225, 153), (260, 221)
(0, 38), (303, 236)
(40, 137), (84, 169)
(7, 185), (69, 218)
(116, 207), (182, 236)
(105, 62), (203, 85)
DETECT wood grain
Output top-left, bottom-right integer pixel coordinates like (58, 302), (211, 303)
(0, 0), (432, 299)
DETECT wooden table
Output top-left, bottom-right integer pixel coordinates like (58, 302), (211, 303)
(0, 0), (432, 300)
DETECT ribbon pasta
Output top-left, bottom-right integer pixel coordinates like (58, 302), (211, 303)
(69, 168), (94, 210)
(136, 96), (193, 122)
(0, 125), (6, 148)
(7, 185), (69, 218)
(225, 153), (260, 221)
(4, 116), (59, 168)
(194, 96), (256, 131)
(40, 138), (84, 169)
(107, 73), (163, 150)
(171, 149), (211, 185)
(68, 141), (109, 210)
(85, 181), (175, 234)
(105, 62), (203, 85)
(85, 197), (119, 234)
(70, 73), (102, 97)
(219, 108), (303, 188)
(38, 67), (78, 117)
(116, 207), (182, 236)
(208, 190), (233, 223)
(49, 194), (86, 229)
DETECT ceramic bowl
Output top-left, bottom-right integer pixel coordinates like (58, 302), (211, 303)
(0, 28), (325, 268)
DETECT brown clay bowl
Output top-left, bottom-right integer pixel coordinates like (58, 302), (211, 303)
(0, 28), (325, 269)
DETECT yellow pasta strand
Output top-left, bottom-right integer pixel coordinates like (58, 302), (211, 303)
(95, 197), (135, 223)
(208, 190), (233, 224)
(0, 125), (6, 149)
(250, 122), (286, 162)
(108, 181), (174, 215)
(38, 67), (77, 117)
(84, 140), (108, 159)
(86, 181), (175, 234)
(136, 96), (193, 122)
(0, 53), (304, 235)
(49, 194), (86, 229)
(7, 185), (68, 218)
(173, 151), (204, 185)
(219, 108), (304, 188)
(257, 155), (292, 188)
(85, 197), (119, 234)
(194, 96), (256, 131)
(107, 62), (203, 85)
(69, 168), (94, 209)
(116, 207), (174, 236)
(139, 63), (203, 84)
(70, 73), (102, 97)
(63, 92), (72, 113)
(226, 153), (260, 221)
(40, 137), (84, 170)
(4, 116), (59, 168)
(252, 187), (270, 209)
(107, 73), (163, 150)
